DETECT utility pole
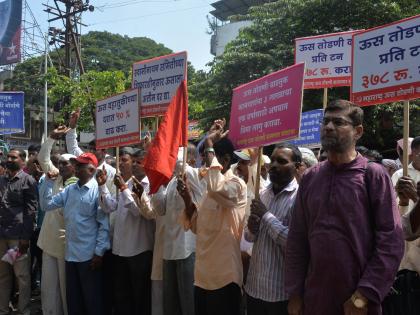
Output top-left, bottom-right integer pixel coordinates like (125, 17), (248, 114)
(43, 0), (94, 77)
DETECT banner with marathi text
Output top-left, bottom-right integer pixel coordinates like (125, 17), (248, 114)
(351, 14), (420, 106)
(229, 63), (304, 150)
(96, 89), (140, 149)
(295, 30), (359, 89)
(132, 51), (187, 117)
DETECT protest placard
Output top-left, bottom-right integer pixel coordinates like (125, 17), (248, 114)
(351, 14), (420, 106)
(295, 31), (358, 89)
(0, 92), (25, 134)
(229, 63), (304, 150)
(132, 51), (187, 117)
(96, 89), (140, 149)
(289, 109), (323, 148)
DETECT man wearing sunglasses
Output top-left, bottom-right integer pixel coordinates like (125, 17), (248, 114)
(285, 100), (403, 315)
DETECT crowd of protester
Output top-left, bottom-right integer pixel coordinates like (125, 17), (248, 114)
(0, 100), (419, 315)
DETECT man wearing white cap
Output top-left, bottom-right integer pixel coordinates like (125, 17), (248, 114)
(37, 127), (78, 315)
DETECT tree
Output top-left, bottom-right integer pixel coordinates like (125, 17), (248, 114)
(193, 0), (420, 154)
(3, 31), (173, 109)
(46, 68), (129, 131)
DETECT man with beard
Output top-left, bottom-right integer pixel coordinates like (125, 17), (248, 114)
(0, 148), (38, 315)
(244, 143), (301, 315)
(285, 100), (404, 315)
(37, 126), (78, 315)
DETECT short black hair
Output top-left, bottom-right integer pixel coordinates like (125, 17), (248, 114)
(89, 139), (96, 147)
(213, 138), (235, 162)
(28, 144), (41, 152)
(120, 147), (134, 156)
(10, 148), (26, 160)
(187, 143), (197, 159)
(412, 136), (420, 150)
(133, 148), (147, 159)
(325, 99), (364, 126)
(356, 146), (369, 155)
(274, 142), (302, 163)
(366, 149), (383, 163)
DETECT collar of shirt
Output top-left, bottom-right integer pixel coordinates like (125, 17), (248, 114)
(7, 169), (24, 181)
(264, 178), (298, 198)
(325, 153), (366, 171)
(76, 177), (97, 190)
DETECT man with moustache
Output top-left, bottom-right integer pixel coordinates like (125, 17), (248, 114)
(285, 100), (404, 315)
(0, 148), (38, 315)
(44, 153), (110, 315)
(97, 147), (155, 315)
(244, 143), (301, 315)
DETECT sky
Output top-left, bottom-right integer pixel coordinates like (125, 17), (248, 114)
(27, 0), (216, 70)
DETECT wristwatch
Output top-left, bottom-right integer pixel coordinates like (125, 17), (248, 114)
(351, 292), (367, 309)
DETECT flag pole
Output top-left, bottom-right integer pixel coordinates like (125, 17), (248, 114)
(182, 145), (188, 176)
(402, 100), (410, 177)
(254, 147), (263, 200)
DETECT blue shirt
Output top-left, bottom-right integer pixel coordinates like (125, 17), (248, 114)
(45, 177), (110, 262)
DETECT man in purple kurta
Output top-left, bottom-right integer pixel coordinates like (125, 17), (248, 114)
(285, 100), (404, 315)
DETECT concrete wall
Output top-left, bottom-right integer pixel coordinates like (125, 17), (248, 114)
(210, 20), (252, 56)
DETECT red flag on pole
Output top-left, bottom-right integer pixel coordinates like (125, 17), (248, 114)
(144, 80), (188, 194)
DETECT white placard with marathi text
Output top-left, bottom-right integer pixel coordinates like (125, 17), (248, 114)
(351, 15), (420, 106)
(295, 31), (359, 89)
(96, 89), (140, 149)
(132, 51), (187, 117)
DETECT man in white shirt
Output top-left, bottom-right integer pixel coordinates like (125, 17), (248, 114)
(389, 136), (420, 314)
(150, 144), (204, 315)
(97, 147), (155, 315)
(393, 136), (420, 239)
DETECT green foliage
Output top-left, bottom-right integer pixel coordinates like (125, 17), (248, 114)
(81, 31), (172, 73)
(47, 68), (128, 131)
(194, 0), (420, 153)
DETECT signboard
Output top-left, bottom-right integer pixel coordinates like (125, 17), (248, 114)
(96, 89), (140, 149)
(351, 15), (420, 106)
(229, 63), (304, 150)
(0, 0), (22, 65)
(295, 30), (358, 89)
(188, 120), (202, 140)
(0, 92), (24, 134)
(289, 109), (323, 148)
(132, 51), (187, 117)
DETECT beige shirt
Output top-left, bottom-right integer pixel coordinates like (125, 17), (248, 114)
(182, 158), (247, 290)
(37, 137), (66, 259)
(392, 163), (420, 274)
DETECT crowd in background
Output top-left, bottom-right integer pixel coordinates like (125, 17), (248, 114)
(0, 100), (419, 315)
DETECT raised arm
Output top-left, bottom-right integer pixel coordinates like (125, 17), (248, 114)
(66, 109), (84, 157)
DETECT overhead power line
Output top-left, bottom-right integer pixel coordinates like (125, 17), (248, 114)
(90, 4), (210, 25)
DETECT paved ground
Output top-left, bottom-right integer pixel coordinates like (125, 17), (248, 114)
(10, 289), (42, 315)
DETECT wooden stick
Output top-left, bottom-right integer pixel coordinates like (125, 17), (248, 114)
(254, 147), (263, 200)
(116, 146), (120, 200)
(402, 100), (410, 177)
(182, 145), (188, 176)
(323, 87), (328, 109)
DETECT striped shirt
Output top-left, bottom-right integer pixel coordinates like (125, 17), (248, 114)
(244, 179), (298, 302)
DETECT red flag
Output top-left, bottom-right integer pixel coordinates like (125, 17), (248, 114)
(144, 80), (188, 194)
